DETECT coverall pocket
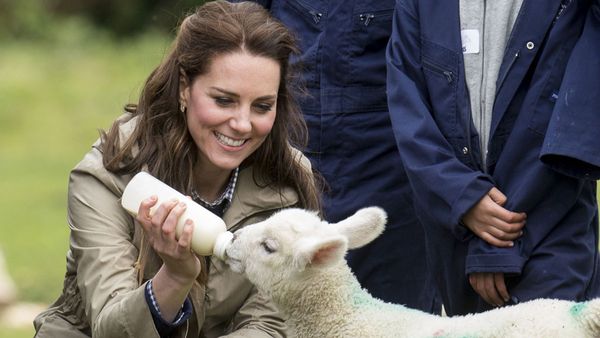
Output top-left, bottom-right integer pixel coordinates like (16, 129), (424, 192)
(349, 0), (395, 85)
(272, 0), (327, 86)
(528, 44), (572, 136)
(421, 39), (460, 139)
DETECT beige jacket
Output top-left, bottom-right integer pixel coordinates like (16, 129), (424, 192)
(34, 116), (306, 338)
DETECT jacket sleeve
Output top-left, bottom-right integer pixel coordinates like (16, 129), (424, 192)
(541, 1), (600, 180)
(224, 287), (287, 338)
(67, 148), (162, 338)
(386, 0), (494, 240)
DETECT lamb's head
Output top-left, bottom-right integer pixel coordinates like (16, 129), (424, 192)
(225, 207), (387, 292)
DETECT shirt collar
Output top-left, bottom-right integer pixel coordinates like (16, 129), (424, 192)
(191, 167), (239, 216)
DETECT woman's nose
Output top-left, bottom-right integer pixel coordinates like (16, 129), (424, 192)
(229, 108), (251, 133)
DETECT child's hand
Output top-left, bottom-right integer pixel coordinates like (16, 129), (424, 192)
(461, 187), (527, 247)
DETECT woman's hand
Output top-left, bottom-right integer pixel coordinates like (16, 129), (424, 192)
(136, 196), (201, 322)
(461, 187), (527, 247)
(136, 196), (201, 284)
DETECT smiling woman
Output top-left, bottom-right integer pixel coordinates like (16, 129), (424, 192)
(32, 1), (321, 337)
(180, 52), (280, 199)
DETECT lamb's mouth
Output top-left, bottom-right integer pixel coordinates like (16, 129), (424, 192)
(226, 258), (244, 273)
(224, 250), (245, 273)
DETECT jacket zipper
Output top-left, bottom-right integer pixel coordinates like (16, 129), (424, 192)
(358, 9), (394, 27)
(288, 0), (324, 25)
(309, 10), (323, 24)
(422, 59), (454, 83)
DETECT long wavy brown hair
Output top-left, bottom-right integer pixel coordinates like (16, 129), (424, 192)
(99, 0), (321, 284)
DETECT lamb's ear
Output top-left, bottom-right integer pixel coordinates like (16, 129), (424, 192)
(293, 236), (348, 270)
(331, 207), (387, 249)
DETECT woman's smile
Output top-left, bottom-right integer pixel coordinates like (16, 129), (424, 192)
(214, 131), (247, 148)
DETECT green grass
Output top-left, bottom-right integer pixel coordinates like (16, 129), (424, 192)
(0, 22), (170, 337)
(0, 327), (32, 338)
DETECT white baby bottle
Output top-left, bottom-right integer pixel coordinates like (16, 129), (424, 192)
(120, 172), (233, 260)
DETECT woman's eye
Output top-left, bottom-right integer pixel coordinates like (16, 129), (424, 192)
(254, 103), (273, 113)
(215, 97), (234, 106)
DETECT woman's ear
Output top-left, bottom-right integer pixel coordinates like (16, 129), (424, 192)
(179, 68), (190, 108)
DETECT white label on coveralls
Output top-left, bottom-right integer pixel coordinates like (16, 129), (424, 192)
(461, 29), (480, 54)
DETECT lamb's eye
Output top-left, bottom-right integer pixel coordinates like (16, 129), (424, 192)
(261, 240), (277, 254)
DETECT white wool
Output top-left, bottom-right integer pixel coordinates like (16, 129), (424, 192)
(225, 207), (600, 338)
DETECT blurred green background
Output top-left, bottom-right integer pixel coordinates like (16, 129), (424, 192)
(0, 0), (201, 336)
(0, 1), (599, 337)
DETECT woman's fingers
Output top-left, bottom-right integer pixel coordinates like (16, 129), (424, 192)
(138, 198), (189, 250)
(136, 195), (158, 225)
(150, 199), (178, 229)
(161, 202), (187, 239)
(176, 220), (194, 255)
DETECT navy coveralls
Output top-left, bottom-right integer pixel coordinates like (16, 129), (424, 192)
(387, 0), (600, 315)
(238, 0), (439, 312)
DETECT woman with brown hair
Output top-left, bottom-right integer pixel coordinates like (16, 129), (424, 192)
(34, 1), (320, 337)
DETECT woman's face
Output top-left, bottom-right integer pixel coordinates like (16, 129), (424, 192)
(181, 51), (280, 175)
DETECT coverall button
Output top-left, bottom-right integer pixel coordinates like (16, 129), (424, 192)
(462, 147), (469, 155)
(526, 41), (535, 50)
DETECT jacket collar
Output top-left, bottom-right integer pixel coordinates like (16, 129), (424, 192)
(491, 0), (563, 138)
(222, 164), (299, 230)
(422, 0), (562, 150)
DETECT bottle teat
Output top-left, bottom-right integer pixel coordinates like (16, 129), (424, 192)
(213, 231), (234, 260)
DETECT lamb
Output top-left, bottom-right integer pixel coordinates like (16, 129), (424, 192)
(224, 207), (600, 338)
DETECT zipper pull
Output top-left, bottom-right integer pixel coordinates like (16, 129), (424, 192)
(309, 10), (323, 24)
(443, 70), (453, 83)
(359, 13), (375, 26)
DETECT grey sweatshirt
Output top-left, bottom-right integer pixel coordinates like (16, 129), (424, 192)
(460, 0), (524, 166)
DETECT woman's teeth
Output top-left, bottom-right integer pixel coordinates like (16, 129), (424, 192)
(216, 132), (246, 147)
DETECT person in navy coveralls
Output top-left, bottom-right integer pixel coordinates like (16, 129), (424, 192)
(231, 0), (440, 313)
(387, 0), (600, 315)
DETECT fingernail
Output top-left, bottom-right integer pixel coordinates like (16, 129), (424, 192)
(149, 195), (157, 201)
(508, 242), (514, 247)
(179, 202), (187, 208)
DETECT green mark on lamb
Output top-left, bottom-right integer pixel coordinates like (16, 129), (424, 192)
(570, 302), (587, 317)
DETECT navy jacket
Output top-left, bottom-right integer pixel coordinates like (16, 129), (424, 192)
(237, 0), (439, 312)
(387, 0), (600, 315)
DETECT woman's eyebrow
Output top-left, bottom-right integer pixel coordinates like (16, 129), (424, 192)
(210, 86), (277, 101)
(210, 86), (239, 98)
